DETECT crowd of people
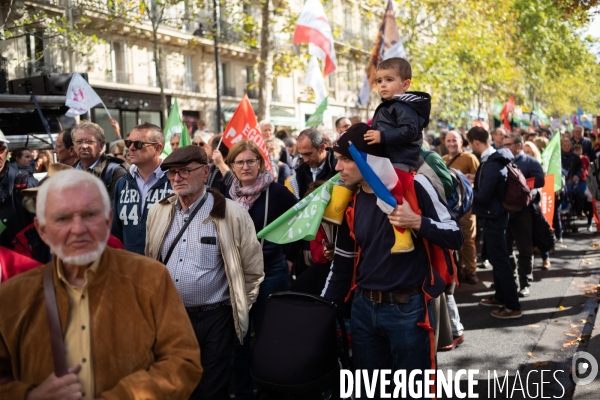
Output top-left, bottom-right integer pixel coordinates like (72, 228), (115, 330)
(0, 56), (599, 400)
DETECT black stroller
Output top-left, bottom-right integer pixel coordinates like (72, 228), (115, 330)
(251, 292), (350, 400)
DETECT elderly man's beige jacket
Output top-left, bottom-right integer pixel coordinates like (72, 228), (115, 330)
(0, 247), (202, 399)
(145, 188), (264, 342)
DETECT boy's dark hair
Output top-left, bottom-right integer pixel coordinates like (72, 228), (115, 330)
(572, 144), (583, 152)
(376, 57), (412, 81)
(466, 127), (490, 144)
(304, 179), (326, 198)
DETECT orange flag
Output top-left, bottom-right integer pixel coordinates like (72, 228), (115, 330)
(592, 198), (600, 228)
(221, 95), (273, 175)
(539, 174), (555, 227)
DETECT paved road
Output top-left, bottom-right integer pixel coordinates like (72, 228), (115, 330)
(438, 219), (600, 399)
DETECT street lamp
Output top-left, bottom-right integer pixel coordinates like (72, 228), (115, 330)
(212, 0), (223, 134)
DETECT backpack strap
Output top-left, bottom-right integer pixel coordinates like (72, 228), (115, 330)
(343, 192), (359, 302)
(445, 153), (462, 168)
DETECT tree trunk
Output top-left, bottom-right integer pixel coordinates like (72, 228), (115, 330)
(152, 26), (168, 124)
(257, 0), (273, 122)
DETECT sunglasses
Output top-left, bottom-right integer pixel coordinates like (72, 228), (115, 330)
(124, 140), (158, 150)
(0, 143), (6, 153)
(193, 142), (205, 147)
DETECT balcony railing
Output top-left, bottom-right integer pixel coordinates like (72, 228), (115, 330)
(223, 86), (236, 97)
(108, 70), (131, 84)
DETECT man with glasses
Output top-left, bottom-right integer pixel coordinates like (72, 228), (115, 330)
(0, 130), (37, 249)
(72, 121), (128, 205)
(112, 123), (173, 255)
(192, 131), (212, 148)
(503, 133), (545, 297)
(145, 146), (264, 400)
(284, 128), (338, 198)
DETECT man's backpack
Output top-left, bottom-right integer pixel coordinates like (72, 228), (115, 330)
(587, 158), (600, 200)
(446, 168), (473, 219)
(502, 162), (532, 212)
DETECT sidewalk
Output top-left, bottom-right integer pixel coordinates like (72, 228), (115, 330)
(438, 218), (600, 399)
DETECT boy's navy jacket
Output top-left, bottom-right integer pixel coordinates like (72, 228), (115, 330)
(472, 148), (513, 219)
(370, 91), (431, 168)
(112, 172), (173, 255)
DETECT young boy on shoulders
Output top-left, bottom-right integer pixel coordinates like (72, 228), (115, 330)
(365, 57), (432, 172)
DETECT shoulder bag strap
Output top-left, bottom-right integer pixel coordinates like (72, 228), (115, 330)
(446, 153), (462, 168)
(260, 186), (270, 248)
(162, 192), (209, 265)
(43, 263), (68, 377)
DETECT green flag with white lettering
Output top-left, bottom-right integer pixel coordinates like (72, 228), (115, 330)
(305, 96), (328, 127)
(541, 133), (562, 192)
(257, 174), (340, 244)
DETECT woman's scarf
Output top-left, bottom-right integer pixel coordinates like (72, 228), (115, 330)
(229, 170), (274, 211)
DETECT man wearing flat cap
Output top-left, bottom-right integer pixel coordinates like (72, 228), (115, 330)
(145, 145), (264, 400)
(322, 123), (463, 396)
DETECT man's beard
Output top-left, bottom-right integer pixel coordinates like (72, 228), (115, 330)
(49, 232), (109, 266)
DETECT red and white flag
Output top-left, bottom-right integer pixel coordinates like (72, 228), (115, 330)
(293, 0), (337, 77)
(65, 73), (110, 118)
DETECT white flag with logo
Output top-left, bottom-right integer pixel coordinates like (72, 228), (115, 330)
(65, 73), (104, 117)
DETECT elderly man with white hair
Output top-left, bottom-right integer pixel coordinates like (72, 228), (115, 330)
(0, 170), (202, 400)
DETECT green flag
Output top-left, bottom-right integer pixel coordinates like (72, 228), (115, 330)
(534, 106), (550, 126)
(305, 96), (328, 127)
(541, 133), (562, 192)
(162, 98), (191, 157)
(493, 101), (504, 120)
(257, 174), (340, 244)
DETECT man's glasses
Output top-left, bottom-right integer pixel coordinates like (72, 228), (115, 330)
(232, 159), (259, 168)
(193, 142), (205, 147)
(166, 165), (204, 180)
(75, 139), (98, 146)
(124, 140), (158, 150)
(0, 143), (6, 153)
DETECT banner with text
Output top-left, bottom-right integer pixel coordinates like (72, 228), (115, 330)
(221, 95), (273, 175)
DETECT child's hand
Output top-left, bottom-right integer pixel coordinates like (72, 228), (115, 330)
(364, 130), (381, 145)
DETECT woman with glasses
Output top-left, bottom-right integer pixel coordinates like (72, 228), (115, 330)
(225, 140), (299, 399)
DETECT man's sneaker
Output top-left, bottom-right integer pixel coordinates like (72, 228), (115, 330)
(519, 287), (530, 297)
(556, 238), (563, 244)
(480, 297), (504, 307)
(491, 307), (522, 319)
(542, 259), (551, 270)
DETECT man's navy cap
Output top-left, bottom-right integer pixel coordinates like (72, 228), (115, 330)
(333, 122), (386, 160)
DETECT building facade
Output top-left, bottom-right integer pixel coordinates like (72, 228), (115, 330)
(0, 0), (383, 141)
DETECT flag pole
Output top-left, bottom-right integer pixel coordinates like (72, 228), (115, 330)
(101, 102), (112, 119)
